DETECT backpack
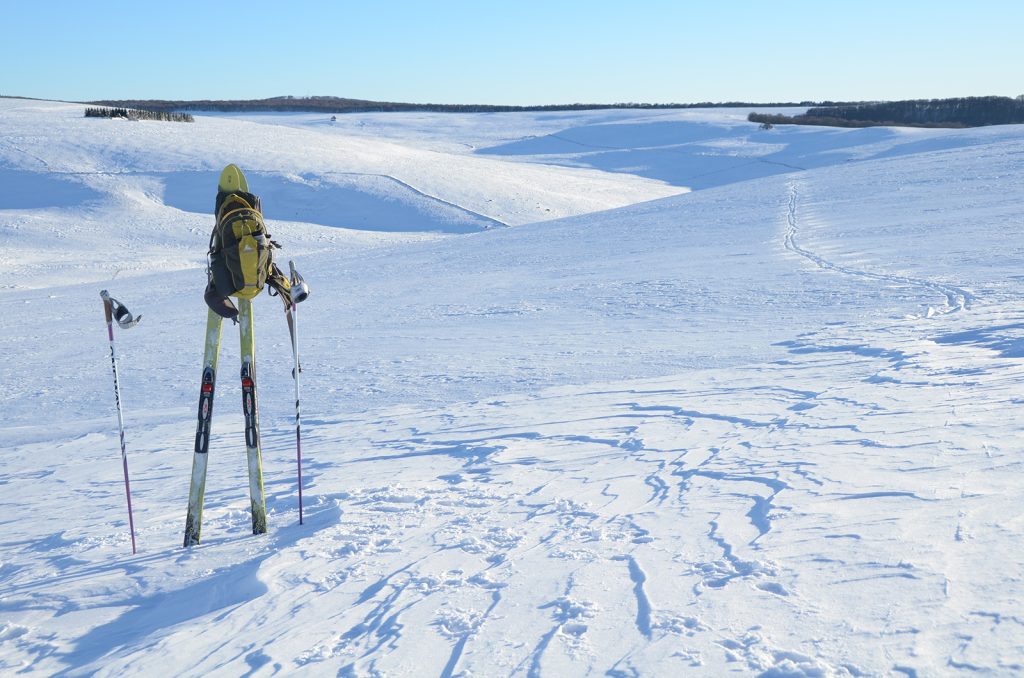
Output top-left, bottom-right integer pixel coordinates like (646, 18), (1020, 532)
(204, 190), (291, 319)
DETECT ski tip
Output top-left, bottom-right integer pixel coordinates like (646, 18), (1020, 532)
(218, 164), (249, 194)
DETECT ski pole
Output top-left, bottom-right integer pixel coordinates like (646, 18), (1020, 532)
(100, 290), (141, 554)
(287, 261), (310, 524)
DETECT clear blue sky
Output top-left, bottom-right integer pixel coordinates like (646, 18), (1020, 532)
(3, 1), (1022, 104)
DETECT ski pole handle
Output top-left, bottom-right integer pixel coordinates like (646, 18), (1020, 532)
(101, 290), (115, 335)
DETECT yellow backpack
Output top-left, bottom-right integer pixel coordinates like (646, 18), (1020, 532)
(205, 190), (290, 319)
(212, 191), (271, 299)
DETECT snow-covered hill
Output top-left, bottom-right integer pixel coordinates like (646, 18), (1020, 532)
(2, 97), (1023, 676)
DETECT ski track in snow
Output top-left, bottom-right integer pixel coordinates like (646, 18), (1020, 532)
(3, 100), (1024, 676)
(783, 178), (974, 317)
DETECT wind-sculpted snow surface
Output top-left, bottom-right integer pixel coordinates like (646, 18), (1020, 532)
(1, 98), (1024, 675)
(5, 332), (1024, 676)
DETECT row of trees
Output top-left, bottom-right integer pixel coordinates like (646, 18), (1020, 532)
(750, 96), (1024, 129)
(88, 95), (835, 115)
(803, 96), (1024, 127)
(748, 112), (966, 129)
(84, 107), (194, 122)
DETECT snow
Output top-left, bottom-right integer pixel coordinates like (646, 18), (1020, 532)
(2, 97), (1024, 675)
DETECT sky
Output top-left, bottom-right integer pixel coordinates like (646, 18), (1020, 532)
(3, 1), (1023, 105)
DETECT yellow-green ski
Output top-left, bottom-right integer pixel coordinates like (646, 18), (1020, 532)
(238, 297), (267, 534)
(183, 307), (223, 547)
(183, 164), (267, 546)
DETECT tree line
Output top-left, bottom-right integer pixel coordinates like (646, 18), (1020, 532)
(87, 95), (840, 115)
(749, 96), (1024, 129)
(84, 107), (194, 122)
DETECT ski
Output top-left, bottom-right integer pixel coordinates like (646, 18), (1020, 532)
(183, 308), (223, 547)
(238, 297), (268, 534)
(183, 163), (279, 546)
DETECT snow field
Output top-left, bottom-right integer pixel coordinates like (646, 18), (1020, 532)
(1, 97), (1024, 675)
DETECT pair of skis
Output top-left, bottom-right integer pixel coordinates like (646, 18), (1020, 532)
(183, 262), (308, 547)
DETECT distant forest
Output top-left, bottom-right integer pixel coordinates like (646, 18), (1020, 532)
(749, 96), (1024, 129)
(84, 107), (194, 122)
(87, 95), (832, 115)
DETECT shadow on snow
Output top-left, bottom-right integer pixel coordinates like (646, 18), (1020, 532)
(160, 170), (499, 234)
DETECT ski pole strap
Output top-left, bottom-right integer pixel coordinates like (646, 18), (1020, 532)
(100, 290), (142, 329)
(289, 261), (310, 304)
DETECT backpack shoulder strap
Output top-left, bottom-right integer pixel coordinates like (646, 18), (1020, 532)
(215, 189), (261, 219)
